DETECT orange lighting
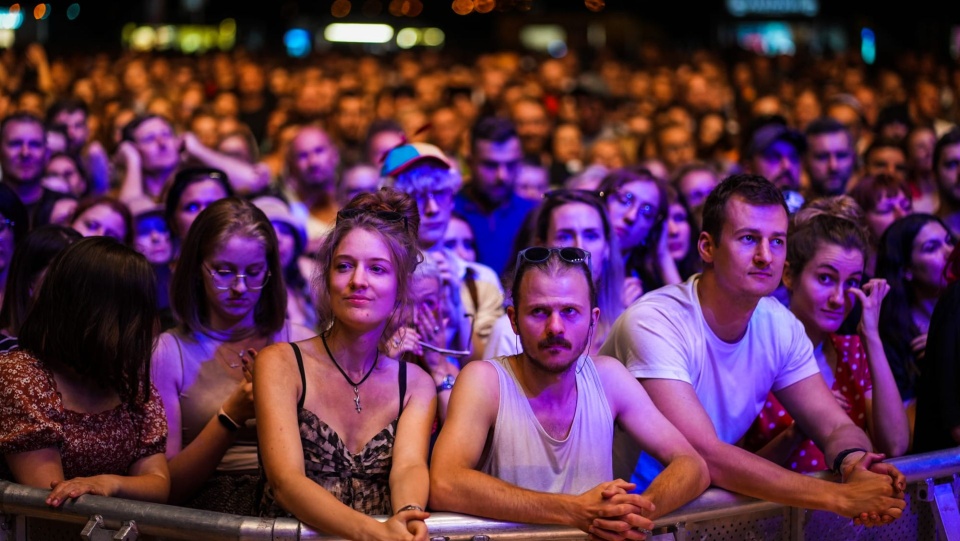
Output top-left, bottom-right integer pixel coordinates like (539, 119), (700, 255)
(475, 0), (494, 13)
(33, 3), (45, 19)
(332, 0), (351, 17)
(9, 4), (19, 14)
(452, 0), (473, 15)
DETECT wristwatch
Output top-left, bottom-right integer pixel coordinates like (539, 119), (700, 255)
(436, 374), (456, 392)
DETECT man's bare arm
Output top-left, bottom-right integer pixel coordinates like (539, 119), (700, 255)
(640, 378), (905, 521)
(431, 361), (653, 535)
(596, 356), (709, 519)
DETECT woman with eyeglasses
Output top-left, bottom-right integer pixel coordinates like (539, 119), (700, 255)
(152, 197), (313, 514)
(256, 188), (435, 540)
(875, 213), (956, 438)
(486, 189), (624, 359)
(598, 167), (681, 304)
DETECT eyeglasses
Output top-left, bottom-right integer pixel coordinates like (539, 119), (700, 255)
(872, 197), (912, 215)
(516, 246), (591, 269)
(608, 191), (660, 220)
(336, 208), (408, 230)
(204, 266), (271, 290)
(0, 219), (15, 234)
(543, 189), (605, 202)
(410, 188), (454, 209)
(418, 314), (476, 358)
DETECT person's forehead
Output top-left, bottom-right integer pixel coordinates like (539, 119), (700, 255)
(762, 139), (801, 157)
(476, 137), (521, 157)
(722, 197), (787, 230)
(3, 120), (44, 139)
(809, 131), (850, 150)
(134, 118), (172, 136)
(519, 266), (591, 304)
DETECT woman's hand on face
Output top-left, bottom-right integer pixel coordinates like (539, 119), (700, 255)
(415, 303), (444, 347)
(850, 278), (890, 338)
(387, 327), (423, 359)
(47, 476), (116, 507)
(623, 276), (644, 308)
(910, 333), (928, 361)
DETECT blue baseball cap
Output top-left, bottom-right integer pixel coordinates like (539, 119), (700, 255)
(380, 143), (452, 177)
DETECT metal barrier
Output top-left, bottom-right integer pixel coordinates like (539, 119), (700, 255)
(1, 448), (958, 541)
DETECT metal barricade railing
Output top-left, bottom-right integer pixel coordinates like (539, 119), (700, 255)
(1, 448), (958, 541)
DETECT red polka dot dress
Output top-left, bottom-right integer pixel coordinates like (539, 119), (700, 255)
(745, 334), (872, 473)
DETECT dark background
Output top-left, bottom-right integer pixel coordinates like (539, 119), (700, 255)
(13, 0), (960, 62)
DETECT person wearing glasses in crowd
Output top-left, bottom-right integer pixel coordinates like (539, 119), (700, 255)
(485, 189), (624, 359)
(255, 189), (436, 540)
(601, 174), (908, 526)
(152, 197), (313, 514)
(384, 142), (504, 364)
(430, 246), (709, 539)
(599, 166), (679, 304)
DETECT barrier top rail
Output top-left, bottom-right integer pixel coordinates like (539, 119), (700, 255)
(0, 447), (957, 541)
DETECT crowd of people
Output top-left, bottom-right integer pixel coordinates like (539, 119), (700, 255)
(0, 37), (958, 539)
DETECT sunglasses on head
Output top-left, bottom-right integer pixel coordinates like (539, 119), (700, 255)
(516, 246), (591, 268)
(336, 208), (408, 230)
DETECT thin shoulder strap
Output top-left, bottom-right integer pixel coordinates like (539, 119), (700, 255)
(397, 360), (407, 419)
(172, 333), (186, 394)
(291, 343), (307, 410)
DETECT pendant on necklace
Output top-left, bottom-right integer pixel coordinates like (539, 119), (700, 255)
(353, 387), (362, 413)
(227, 351), (243, 369)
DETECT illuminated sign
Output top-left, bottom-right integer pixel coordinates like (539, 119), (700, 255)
(726, 0), (818, 17)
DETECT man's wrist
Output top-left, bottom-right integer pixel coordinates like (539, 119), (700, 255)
(832, 447), (867, 477)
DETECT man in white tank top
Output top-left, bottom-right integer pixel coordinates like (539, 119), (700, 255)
(430, 247), (709, 539)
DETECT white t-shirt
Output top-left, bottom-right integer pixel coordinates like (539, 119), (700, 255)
(600, 275), (819, 485)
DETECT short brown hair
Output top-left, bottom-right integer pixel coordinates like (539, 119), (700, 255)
(787, 196), (870, 279)
(701, 174), (787, 243)
(171, 197), (285, 336)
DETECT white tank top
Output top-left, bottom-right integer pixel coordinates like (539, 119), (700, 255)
(480, 355), (614, 495)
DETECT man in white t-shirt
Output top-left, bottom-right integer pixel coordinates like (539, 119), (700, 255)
(601, 174), (907, 526)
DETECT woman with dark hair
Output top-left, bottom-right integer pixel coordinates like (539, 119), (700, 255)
(152, 197), (312, 514)
(42, 152), (88, 198)
(0, 237), (169, 507)
(256, 188), (435, 539)
(598, 166), (679, 303)
(875, 213), (955, 423)
(746, 198), (909, 471)
(486, 189), (624, 358)
(913, 246), (960, 452)
(71, 195), (132, 244)
(849, 174), (914, 275)
(664, 185), (701, 281)
(252, 194), (317, 331)
(0, 225), (82, 350)
(163, 166), (233, 247)
(34, 191), (78, 228)
(0, 184), (29, 308)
